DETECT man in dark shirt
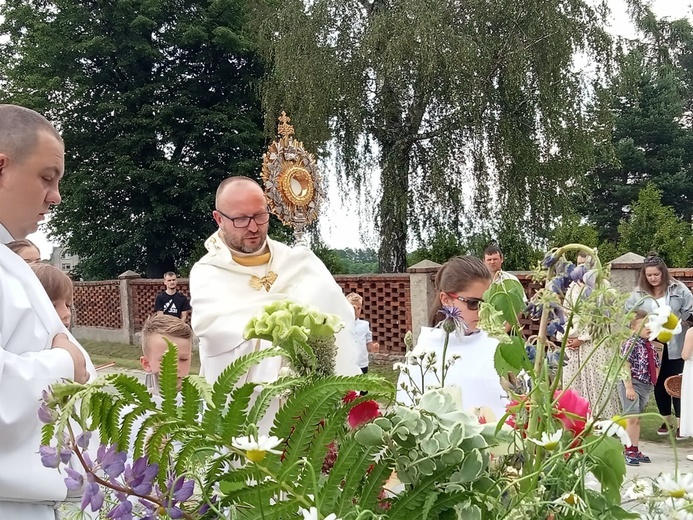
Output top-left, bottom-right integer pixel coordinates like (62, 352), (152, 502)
(154, 272), (191, 322)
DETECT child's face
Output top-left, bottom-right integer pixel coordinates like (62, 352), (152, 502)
(140, 334), (192, 387)
(352, 304), (362, 319)
(19, 245), (41, 263)
(52, 298), (72, 328)
(633, 318), (651, 339)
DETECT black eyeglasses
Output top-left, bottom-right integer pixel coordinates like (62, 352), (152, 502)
(447, 293), (483, 311)
(644, 256), (662, 265)
(216, 209), (270, 228)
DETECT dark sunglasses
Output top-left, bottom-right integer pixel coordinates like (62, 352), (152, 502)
(447, 293), (483, 311)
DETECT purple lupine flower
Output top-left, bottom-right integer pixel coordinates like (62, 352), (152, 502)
(199, 495), (218, 515)
(39, 446), (60, 468)
(37, 402), (55, 424)
(64, 467), (84, 491)
(76, 431), (92, 450)
(106, 493), (133, 520)
(97, 444), (127, 479)
(126, 456), (159, 496)
(541, 251), (558, 269)
(81, 482), (105, 512)
(60, 445), (73, 465)
(583, 269), (598, 289)
(172, 476), (194, 503)
(570, 264), (586, 282)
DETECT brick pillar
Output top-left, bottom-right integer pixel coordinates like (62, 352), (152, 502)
(406, 260), (441, 341)
(608, 252), (645, 294)
(118, 270), (141, 344)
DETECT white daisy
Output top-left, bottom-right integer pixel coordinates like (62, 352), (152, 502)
(593, 419), (632, 447)
(623, 479), (654, 500)
(554, 492), (587, 514)
(647, 305), (682, 343)
(231, 435), (283, 463)
(527, 430), (563, 451)
(655, 473), (693, 499)
(298, 506), (340, 520)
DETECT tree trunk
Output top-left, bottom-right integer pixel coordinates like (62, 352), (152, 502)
(377, 140), (410, 273)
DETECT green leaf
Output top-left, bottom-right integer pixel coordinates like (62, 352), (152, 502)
(452, 448), (483, 483)
(586, 435), (627, 503)
(159, 340), (179, 417)
(494, 336), (530, 377)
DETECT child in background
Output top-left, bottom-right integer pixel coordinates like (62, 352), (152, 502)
(618, 309), (659, 466)
(30, 262), (73, 329)
(140, 314), (193, 395)
(346, 292), (379, 374)
(7, 238), (40, 263)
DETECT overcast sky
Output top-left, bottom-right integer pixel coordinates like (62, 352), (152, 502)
(25, 0), (693, 258)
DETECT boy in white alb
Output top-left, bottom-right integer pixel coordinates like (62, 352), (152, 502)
(346, 292), (379, 374)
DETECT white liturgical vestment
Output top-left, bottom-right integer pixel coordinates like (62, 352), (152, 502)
(0, 224), (97, 519)
(190, 233), (360, 387)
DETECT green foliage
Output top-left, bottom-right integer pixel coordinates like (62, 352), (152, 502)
(0, 0), (265, 278)
(579, 20), (693, 245)
(311, 240), (346, 275)
(617, 184), (693, 266)
(254, 0), (612, 272)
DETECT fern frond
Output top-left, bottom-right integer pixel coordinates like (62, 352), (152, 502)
(323, 437), (379, 514)
(245, 377), (303, 427)
(385, 466), (457, 520)
(118, 405), (152, 453)
(220, 383), (256, 442)
(109, 374), (154, 409)
(358, 457), (395, 511)
(180, 377), (202, 424)
(159, 341), (179, 416)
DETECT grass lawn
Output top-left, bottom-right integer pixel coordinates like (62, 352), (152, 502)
(80, 339), (201, 373)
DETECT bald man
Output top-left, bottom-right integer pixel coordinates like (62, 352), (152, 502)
(0, 104), (96, 519)
(190, 177), (360, 420)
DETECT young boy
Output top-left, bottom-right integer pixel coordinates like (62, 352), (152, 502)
(140, 314), (193, 395)
(30, 262), (73, 328)
(618, 309), (660, 466)
(345, 292), (379, 374)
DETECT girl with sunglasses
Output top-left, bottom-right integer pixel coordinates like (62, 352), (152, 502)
(397, 256), (506, 422)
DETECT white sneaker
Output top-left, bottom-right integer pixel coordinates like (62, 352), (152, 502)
(686, 454), (693, 462)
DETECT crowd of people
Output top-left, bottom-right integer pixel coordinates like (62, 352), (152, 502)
(3, 103), (693, 516)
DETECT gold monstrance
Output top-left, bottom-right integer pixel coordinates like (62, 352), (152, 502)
(261, 112), (324, 246)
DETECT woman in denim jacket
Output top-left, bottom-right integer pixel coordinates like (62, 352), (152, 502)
(625, 254), (693, 438)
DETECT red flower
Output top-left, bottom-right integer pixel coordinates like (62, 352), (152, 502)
(505, 397), (530, 430)
(553, 389), (590, 435)
(343, 391), (359, 404)
(348, 400), (380, 429)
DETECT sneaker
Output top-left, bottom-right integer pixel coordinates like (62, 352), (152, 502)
(624, 452), (640, 466)
(677, 428), (686, 441)
(686, 454), (693, 462)
(635, 451), (651, 463)
(657, 423), (669, 436)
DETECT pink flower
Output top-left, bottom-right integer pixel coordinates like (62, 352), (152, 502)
(343, 391), (359, 404)
(505, 397), (530, 431)
(553, 389), (590, 435)
(347, 400), (380, 429)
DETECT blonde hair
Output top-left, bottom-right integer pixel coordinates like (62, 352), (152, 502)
(30, 263), (73, 302)
(6, 238), (39, 256)
(346, 292), (363, 306)
(141, 315), (193, 355)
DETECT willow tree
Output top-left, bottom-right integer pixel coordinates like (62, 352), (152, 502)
(254, 0), (613, 272)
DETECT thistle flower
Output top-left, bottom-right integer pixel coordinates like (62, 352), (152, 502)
(231, 435), (284, 463)
(438, 305), (463, 334)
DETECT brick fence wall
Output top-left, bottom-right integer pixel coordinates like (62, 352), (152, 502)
(72, 266), (693, 356)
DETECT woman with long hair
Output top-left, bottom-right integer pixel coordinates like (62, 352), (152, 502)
(397, 255), (506, 421)
(625, 253), (693, 438)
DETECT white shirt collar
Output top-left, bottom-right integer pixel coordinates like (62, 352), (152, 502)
(0, 223), (14, 244)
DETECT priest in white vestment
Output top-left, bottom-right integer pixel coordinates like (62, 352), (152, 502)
(0, 105), (96, 519)
(190, 177), (360, 392)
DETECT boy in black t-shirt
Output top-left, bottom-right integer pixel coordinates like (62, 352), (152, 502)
(154, 271), (192, 322)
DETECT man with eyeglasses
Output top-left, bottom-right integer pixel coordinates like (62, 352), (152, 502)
(189, 176), (360, 428)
